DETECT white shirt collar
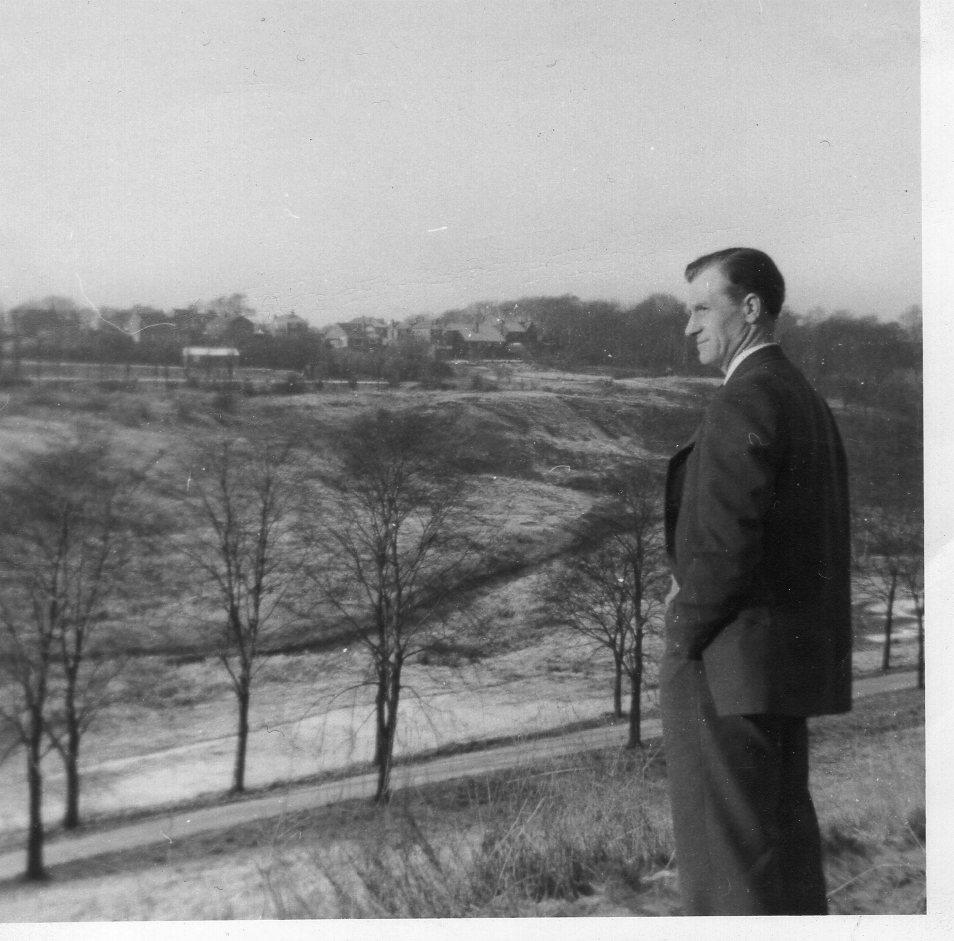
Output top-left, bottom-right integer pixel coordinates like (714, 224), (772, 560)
(723, 342), (779, 384)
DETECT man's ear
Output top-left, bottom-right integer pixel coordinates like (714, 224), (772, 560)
(741, 292), (763, 323)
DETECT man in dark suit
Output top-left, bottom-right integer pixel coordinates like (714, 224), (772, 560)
(661, 247), (852, 915)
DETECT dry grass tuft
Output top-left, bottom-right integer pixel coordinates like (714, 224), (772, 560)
(811, 689), (925, 914)
(249, 692), (923, 919)
(253, 744), (675, 918)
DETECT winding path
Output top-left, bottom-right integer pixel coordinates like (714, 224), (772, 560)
(0, 669), (918, 884)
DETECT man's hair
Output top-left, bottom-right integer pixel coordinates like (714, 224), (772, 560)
(684, 247), (785, 318)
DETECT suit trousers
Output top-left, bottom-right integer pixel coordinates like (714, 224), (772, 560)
(659, 658), (828, 915)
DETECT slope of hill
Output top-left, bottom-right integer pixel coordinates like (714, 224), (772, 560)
(0, 369), (917, 840)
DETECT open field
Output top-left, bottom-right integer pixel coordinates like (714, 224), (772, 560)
(0, 365), (924, 917)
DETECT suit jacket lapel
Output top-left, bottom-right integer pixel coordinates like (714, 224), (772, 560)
(665, 435), (696, 563)
(664, 354), (782, 566)
(668, 346), (783, 563)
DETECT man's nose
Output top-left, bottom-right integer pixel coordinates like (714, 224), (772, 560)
(684, 314), (699, 337)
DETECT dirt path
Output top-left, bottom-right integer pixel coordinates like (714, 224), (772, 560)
(0, 670), (917, 884)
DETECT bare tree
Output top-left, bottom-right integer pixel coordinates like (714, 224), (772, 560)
(894, 514), (925, 690)
(185, 437), (299, 794)
(610, 467), (668, 746)
(0, 594), (56, 879)
(0, 437), (142, 876)
(547, 545), (636, 718)
(544, 465), (667, 748)
(901, 560), (924, 690)
(855, 508), (922, 675)
(305, 409), (473, 802)
(854, 509), (904, 672)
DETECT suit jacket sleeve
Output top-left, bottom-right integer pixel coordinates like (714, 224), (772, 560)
(667, 382), (783, 660)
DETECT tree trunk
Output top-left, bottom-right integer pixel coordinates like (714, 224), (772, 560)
(373, 671), (390, 803)
(374, 665), (401, 804)
(613, 655), (623, 718)
(374, 713), (395, 805)
(26, 732), (46, 881)
(626, 626), (644, 749)
(231, 679), (250, 794)
(917, 609), (925, 690)
(627, 676), (642, 749)
(63, 726), (81, 830)
(62, 682), (82, 829)
(881, 575), (896, 672)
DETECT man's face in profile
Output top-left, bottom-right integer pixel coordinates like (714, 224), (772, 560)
(684, 265), (748, 373)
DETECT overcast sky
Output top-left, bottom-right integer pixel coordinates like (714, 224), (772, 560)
(0, 1), (920, 325)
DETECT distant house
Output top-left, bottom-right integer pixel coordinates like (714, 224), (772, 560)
(205, 314), (256, 343)
(398, 315), (441, 345)
(182, 346), (240, 379)
(439, 319), (508, 359)
(174, 306), (217, 343)
(322, 323), (350, 349)
(265, 312), (310, 337)
(322, 317), (393, 352)
(497, 319), (539, 346)
(348, 317), (393, 351)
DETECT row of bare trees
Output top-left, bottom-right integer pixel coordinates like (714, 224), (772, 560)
(184, 411), (479, 805)
(0, 409), (491, 878)
(0, 438), (151, 879)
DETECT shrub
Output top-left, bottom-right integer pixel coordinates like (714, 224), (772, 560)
(266, 747), (674, 917)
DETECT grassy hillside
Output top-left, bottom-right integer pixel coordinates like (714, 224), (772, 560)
(0, 370), (913, 723)
(0, 369), (907, 656)
(0, 687), (924, 919)
(0, 367), (920, 846)
(0, 372), (707, 658)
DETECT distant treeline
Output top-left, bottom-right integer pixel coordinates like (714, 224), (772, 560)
(466, 293), (696, 373)
(447, 294), (921, 404)
(1, 293), (921, 404)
